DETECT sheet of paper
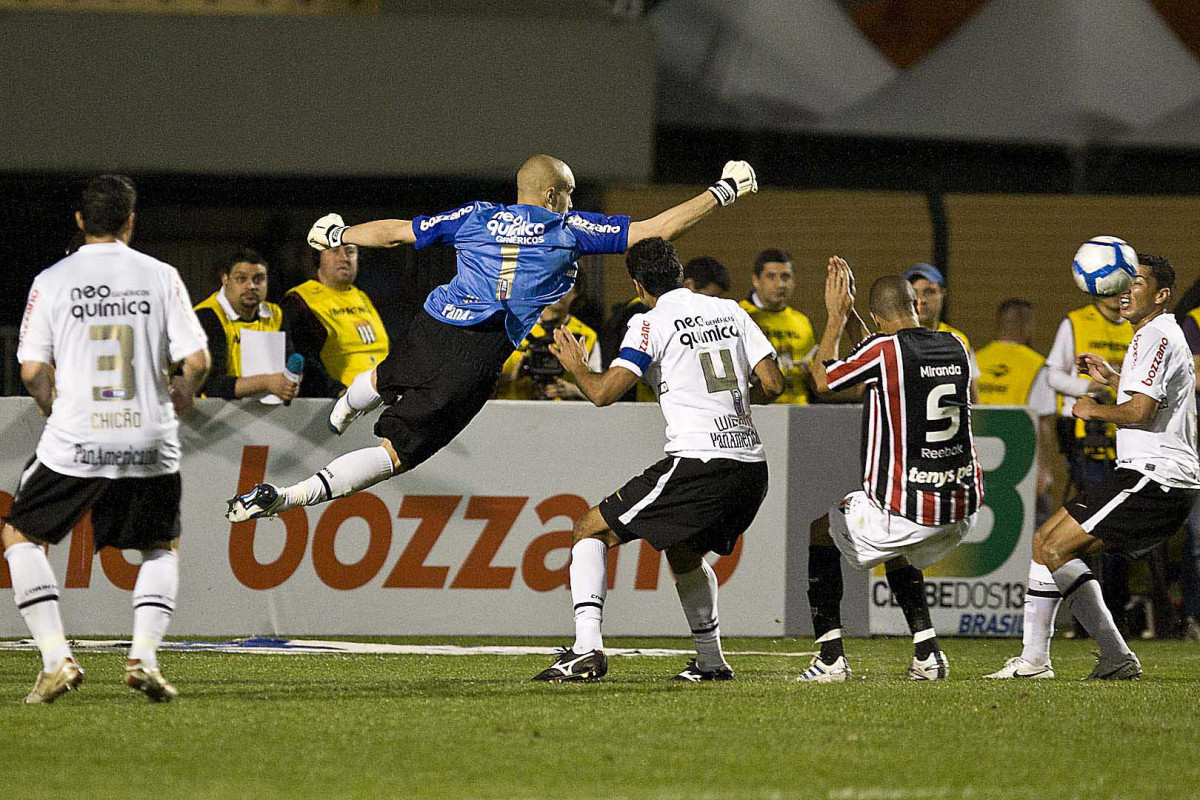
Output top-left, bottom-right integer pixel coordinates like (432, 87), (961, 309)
(239, 329), (288, 405)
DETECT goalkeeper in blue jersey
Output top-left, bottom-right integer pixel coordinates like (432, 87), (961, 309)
(227, 154), (757, 521)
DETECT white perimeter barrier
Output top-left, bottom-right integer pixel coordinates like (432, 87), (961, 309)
(0, 399), (1035, 637)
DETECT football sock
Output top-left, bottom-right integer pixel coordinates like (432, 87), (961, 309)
(4, 542), (71, 672)
(570, 538), (607, 653)
(808, 545), (845, 662)
(674, 561), (728, 671)
(130, 549), (178, 670)
(1053, 558), (1131, 659)
(345, 369), (383, 412)
(885, 564), (939, 659)
(281, 446), (395, 507)
(1021, 560), (1061, 666)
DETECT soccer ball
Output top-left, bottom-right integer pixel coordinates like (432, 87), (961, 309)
(1071, 236), (1137, 297)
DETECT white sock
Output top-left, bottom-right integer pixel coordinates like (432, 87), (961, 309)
(345, 369), (382, 411)
(5, 542), (71, 672)
(281, 446), (394, 507)
(674, 560), (727, 671)
(130, 549), (178, 670)
(570, 538), (607, 653)
(1020, 560), (1061, 667)
(1053, 558), (1131, 660)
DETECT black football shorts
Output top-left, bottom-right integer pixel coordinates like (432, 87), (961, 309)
(373, 311), (515, 470)
(599, 456), (768, 555)
(4, 458), (182, 551)
(1065, 467), (1197, 558)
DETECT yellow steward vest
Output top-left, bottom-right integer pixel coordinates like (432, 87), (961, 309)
(496, 316), (599, 400)
(286, 280), (389, 387)
(739, 300), (816, 404)
(1065, 304), (1132, 459)
(975, 341), (1045, 406)
(194, 291), (283, 379)
(937, 321), (971, 353)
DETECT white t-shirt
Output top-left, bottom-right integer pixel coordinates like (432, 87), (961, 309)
(1115, 313), (1200, 488)
(17, 242), (208, 478)
(611, 288), (776, 462)
(1028, 367), (1058, 417)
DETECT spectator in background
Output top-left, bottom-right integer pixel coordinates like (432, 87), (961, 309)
(905, 263), (980, 401)
(682, 255), (730, 297)
(741, 248), (817, 404)
(1176, 295), (1200, 639)
(281, 244), (389, 398)
(193, 249), (297, 402)
(495, 284), (601, 401)
(975, 299), (1057, 523)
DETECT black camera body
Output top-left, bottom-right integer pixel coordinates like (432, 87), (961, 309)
(519, 321), (566, 388)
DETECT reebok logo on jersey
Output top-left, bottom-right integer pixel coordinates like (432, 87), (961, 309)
(419, 205), (474, 232)
(565, 214), (621, 235)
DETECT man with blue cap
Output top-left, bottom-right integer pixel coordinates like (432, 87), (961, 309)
(905, 263), (980, 401)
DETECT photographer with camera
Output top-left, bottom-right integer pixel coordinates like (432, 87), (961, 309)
(495, 285), (600, 401)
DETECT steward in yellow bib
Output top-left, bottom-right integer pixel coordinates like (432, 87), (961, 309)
(281, 244), (389, 398)
(1046, 297), (1131, 469)
(496, 284), (601, 400)
(193, 249), (298, 402)
(741, 248), (817, 404)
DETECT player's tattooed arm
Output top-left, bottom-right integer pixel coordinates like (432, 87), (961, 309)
(550, 328), (638, 407)
(749, 355), (784, 403)
(812, 259), (854, 394)
(20, 361), (55, 416)
(627, 161), (757, 246)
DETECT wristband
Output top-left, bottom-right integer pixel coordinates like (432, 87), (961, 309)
(327, 225), (346, 248)
(707, 178), (737, 207)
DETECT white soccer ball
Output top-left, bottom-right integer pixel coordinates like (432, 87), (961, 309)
(1071, 236), (1137, 297)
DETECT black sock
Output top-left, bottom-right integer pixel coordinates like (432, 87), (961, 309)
(886, 564), (939, 658)
(808, 545), (845, 662)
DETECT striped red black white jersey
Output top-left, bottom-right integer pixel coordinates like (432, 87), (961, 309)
(824, 327), (983, 526)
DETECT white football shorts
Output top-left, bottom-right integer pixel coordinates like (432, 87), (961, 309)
(828, 491), (976, 570)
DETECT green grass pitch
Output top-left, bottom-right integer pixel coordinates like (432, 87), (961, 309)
(1, 637), (1198, 800)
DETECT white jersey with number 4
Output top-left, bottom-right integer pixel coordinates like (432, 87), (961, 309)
(1115, 312), (1200, 488)
(17, 242), (208, 479)
(611, 288), (776, 462)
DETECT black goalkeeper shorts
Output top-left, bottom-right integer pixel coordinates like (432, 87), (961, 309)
(374, 311), (514, 470)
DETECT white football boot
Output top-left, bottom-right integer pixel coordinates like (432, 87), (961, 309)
(796, 655), (851, 683)
(907, 650), (949, 681)
(984, 656), (1055, 680)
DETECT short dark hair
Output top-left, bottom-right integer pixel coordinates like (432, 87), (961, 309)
(78, 174), (136, 237)
(221, 247), (268, 276)
(997, 298), (1033, 315)
(626, 237), (683, 298)
(753, 248), (792, 277)
(1137, 253), (1175, 293)
(683, 256), (730, 292)
(868, 275), (917, 320)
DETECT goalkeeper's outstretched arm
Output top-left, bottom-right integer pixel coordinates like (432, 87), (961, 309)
(627, 161), (758, 247)
(307, 213), (416, 250)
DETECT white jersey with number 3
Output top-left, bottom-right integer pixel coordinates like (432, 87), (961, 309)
(17, 242), (208, 478)
(611, 288), (776, 462)
(1115, 312), (1200, 488)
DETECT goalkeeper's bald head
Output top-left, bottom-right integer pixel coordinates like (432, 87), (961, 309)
(517, 155), (575, 211)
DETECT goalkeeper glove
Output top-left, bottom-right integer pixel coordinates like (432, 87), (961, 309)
(307, 213), (347, 251)
(707, 161), (758, 206)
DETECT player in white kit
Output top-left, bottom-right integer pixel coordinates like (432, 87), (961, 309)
(987, 254), (1199, 680)
(530, 237), (784, 682)
(2, 176), (210, 703)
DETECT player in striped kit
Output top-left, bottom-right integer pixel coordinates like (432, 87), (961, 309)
(799, 260), (982, 682)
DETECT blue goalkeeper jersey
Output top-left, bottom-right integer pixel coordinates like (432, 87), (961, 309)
(414, 202), (631, 346)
